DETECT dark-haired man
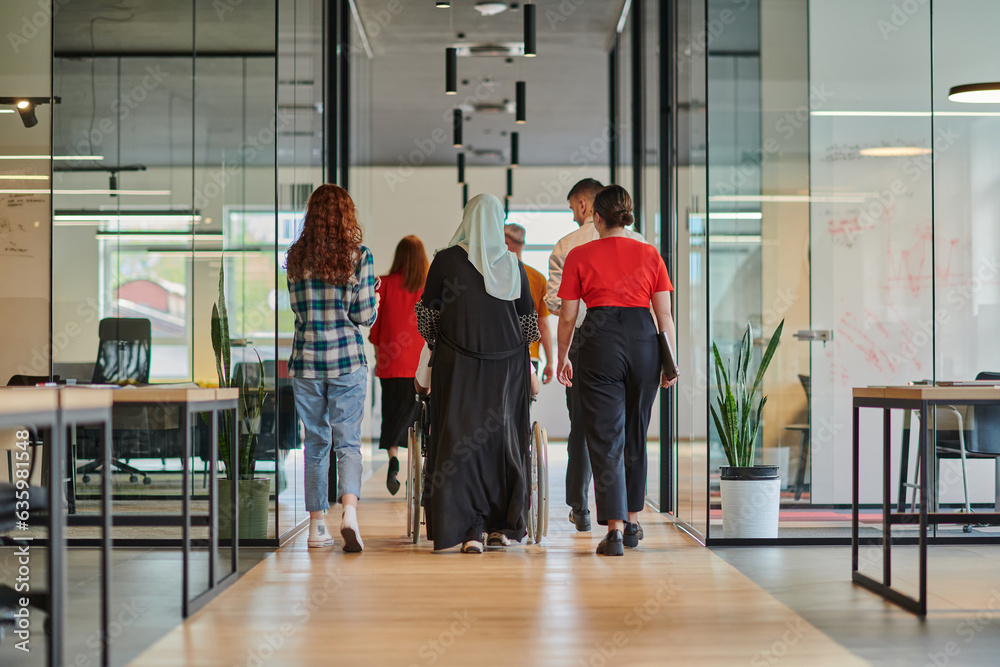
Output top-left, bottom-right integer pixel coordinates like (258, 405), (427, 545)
(545, 178), (646, 532)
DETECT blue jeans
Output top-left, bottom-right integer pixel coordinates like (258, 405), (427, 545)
(292, 367), (367, 511)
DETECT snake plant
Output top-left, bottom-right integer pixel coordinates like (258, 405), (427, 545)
(710, 319), (784, 468)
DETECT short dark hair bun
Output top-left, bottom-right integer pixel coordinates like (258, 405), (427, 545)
(592, 185), (634, 228)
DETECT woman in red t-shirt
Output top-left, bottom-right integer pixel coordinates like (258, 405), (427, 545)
(555, 185), (678, 557)
(369, 235), (429, 494)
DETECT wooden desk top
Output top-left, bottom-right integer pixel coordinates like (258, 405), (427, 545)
(109, 386), (239, 404)
(0, 386), (59, 417)
(58, 386), (114, 412)
(854, 385), (1000, 401)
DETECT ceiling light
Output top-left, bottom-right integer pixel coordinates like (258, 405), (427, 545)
(474, 2), (507, 16)
(462, 183), (469, 208)
(811, 110), (1000, 117)
(510, 132), (519, 167)
(0, 96), (60, 128)
(859, 146), (932, 157)
(948, 82), (1000, 104)
(436, 1), (451, 7)
(457, 152), (465, 184)
(709, 194), (869, 203)
(506, 167), (513, 198)
(446, 47), (457, 95)
(523, 3), (536, 56)
(453, 109), (463, 147)
(515, 81), (526, 123)
(0, 155), (103, 160)
(0, 174), (48, 180)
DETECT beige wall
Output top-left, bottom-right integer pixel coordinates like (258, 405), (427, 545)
(0, 0), (52, 385)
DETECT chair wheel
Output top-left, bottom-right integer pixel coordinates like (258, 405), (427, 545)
(143, 477), (152, 485)
(82, 475), (91, 484)
(129, 475), (138, 483)
(963, 525), (973, 533)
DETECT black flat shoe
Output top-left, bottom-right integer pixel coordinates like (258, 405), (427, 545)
(596, 530), (624, 556)
(386, 456), (400, 495)
(623, 522), (643, 548)
(569, 509), (591, 532)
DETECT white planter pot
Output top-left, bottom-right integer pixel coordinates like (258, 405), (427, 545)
(720, 477), (781, 539)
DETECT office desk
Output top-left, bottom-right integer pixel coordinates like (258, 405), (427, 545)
(852, 385), (1000, 616)
(67, 386), (239, 618)
(0, 388), (62, 667)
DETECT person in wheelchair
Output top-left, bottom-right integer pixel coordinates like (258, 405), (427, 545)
(414, 194), (540, 554)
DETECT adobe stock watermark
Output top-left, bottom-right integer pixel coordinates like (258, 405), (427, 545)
(750, 619), (810, 666)
(923, 588), (1000, 667)
(577, 578), (680, 667)
(7, 0), (74, 53)
(877, 0), (930, 41)
(406, 610), (476, 667)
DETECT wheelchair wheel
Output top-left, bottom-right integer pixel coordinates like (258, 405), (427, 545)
(405, 423), (418, 539)
(410, 437), (423, 545)
(536, 423), (549, 541)
(527, 424), (538, 543)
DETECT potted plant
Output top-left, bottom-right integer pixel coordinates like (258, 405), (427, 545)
(710, 319), (784, 539)
(209, 265), (270, 540)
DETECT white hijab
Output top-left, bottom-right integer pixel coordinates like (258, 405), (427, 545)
(447, 193), (521, 301)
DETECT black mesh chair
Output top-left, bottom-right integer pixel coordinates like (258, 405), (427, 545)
(898, 372), (1000, 523)
(76, 318), (153, 484)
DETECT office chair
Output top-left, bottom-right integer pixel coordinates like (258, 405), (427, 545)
(898, 372), (1000, 528)
(782, 374), (811, 500)
(76, 318), (153, 484)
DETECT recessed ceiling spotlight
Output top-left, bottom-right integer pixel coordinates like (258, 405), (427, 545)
(475, 2), (508, 16)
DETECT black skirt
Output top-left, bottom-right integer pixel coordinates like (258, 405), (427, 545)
(378, 377), (420, 451)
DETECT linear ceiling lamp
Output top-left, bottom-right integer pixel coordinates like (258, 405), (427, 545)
(515, 81), (526, 123)
(510, 132), (519, 167)
(446, 47), (458, 95)
(453, 109), (463, 147)
(457, 152), (465, 184)
(524, 3), (536, 57)
(859, 146), (932, 157)
(948, 82), (1000, 104)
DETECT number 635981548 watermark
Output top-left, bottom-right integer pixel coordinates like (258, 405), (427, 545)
(11, 427), (34, 652)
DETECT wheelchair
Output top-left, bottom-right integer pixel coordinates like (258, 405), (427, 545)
(405, 394), (430, 544)
(404, 396), (549, 546)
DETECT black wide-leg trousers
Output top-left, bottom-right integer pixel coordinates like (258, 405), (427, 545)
(575, 307), (660, 526)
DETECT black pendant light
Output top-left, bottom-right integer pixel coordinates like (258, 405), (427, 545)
(453, 109), (463, 147)
(446, 47), (457, 95)
(457, 152), (465, 184)
(524, 3), (536, 57)
(462, 183), (469, 207)
(510, 132), (519, 167)
(504, 195), (510, 218)
(506, 167), (513, 198)
(436, 1), (450, 7)
(515, 81), (526, 123)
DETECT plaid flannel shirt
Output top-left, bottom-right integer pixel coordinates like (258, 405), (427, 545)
(288, 246), (378, 378)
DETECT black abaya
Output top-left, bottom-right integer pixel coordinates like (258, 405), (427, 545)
(416, 245), (536, 550)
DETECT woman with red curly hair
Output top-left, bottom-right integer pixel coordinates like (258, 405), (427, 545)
(287, 184), (378, 552)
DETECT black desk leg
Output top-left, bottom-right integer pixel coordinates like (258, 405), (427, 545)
(883, 409), (892, 587)
(230, 407), (238, 572)
(918, 400), (929, 616)
(101, 417), (112, 667)
(47, 424), (64, 667)
(209, 410), (218, 588)
(852, 405), (860, 573)
(181, 409), (190, 618)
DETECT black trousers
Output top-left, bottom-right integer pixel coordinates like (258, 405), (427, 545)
(576, 307), (660, 526)
(565, 336), (592, 514)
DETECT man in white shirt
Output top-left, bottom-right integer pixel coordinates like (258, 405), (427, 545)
(546, 178), (646, 532)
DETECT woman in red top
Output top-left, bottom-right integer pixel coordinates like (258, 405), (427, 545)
(369, 235), (429, 494)
(556, 185), (678, 557)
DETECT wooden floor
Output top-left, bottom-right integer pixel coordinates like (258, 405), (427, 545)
(127, 456), (867, 667)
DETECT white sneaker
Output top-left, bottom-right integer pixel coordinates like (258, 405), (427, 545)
(308, 519), (334, 548)
(340, 506), (364, 553)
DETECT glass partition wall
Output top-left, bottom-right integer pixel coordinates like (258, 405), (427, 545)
(45, 0), (352, 547)
(669, 0), (1000, 543)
